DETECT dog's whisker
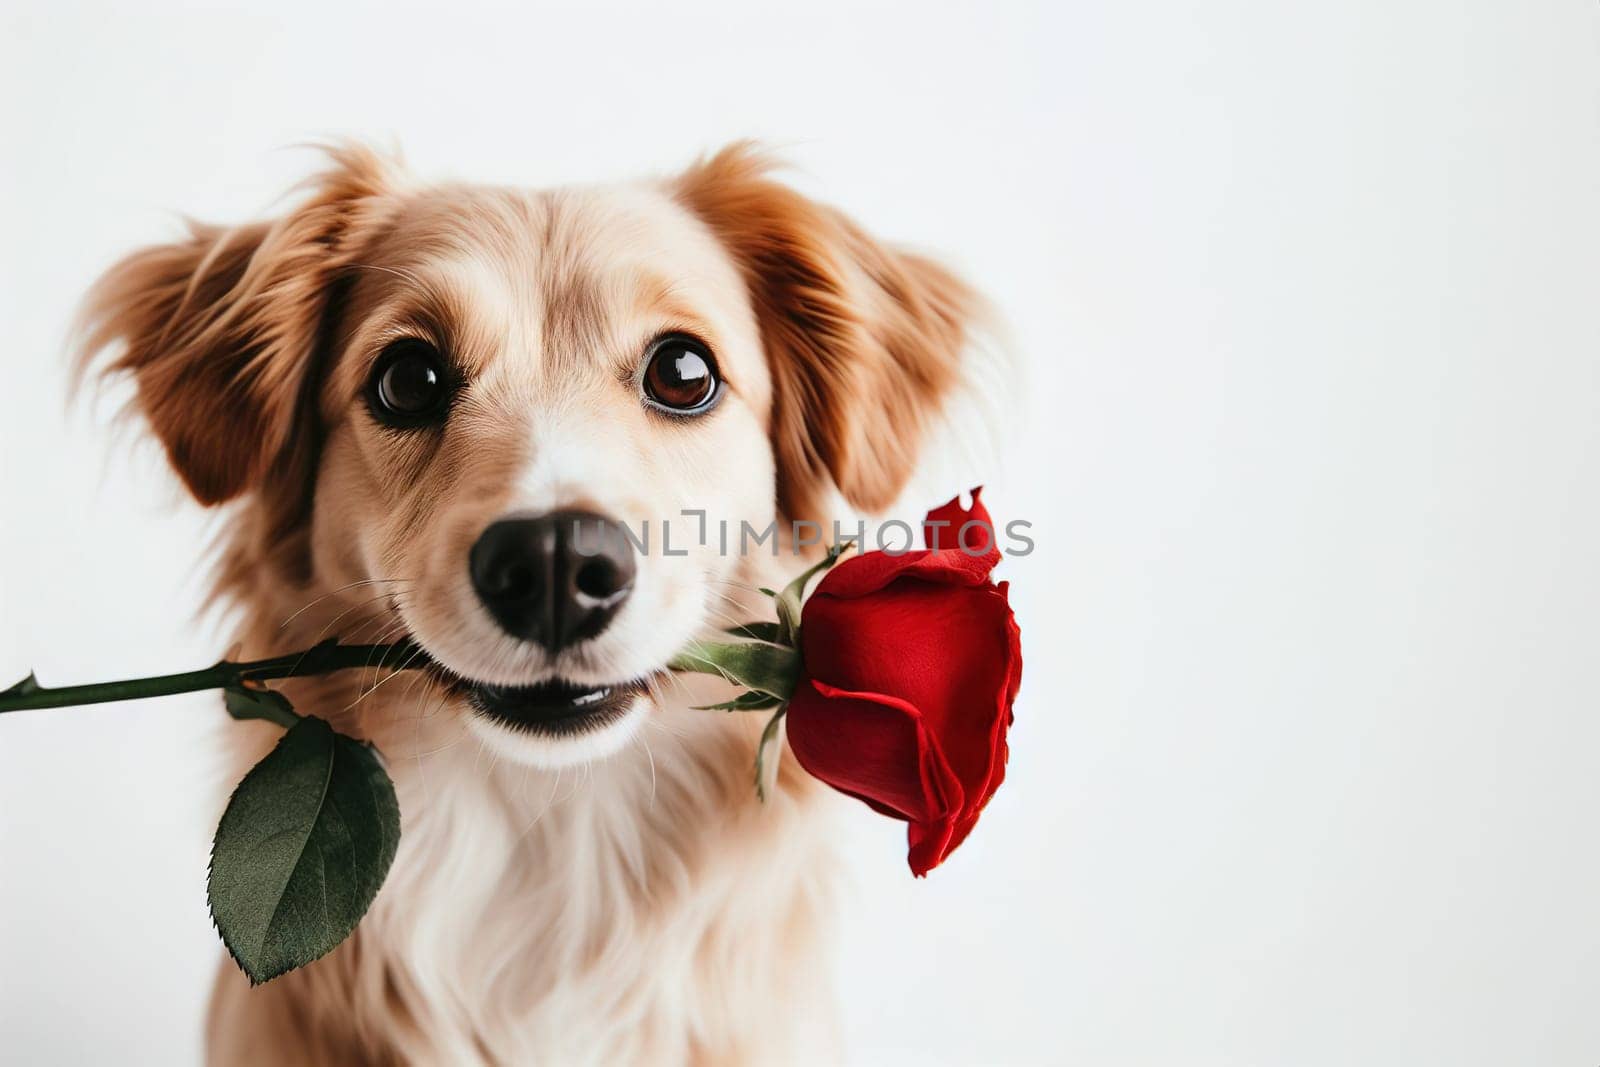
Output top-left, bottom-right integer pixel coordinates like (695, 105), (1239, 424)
(346, 641), (431, 712)
(554, 762), (585, 807)
(345, 611), (407, 651)
(513, 763), (562, 843)
(409, 734), (469, 763)
(638, 733), (659, 809)
(700, 602), (754, 631)
(704, 575), (772, 591)
(297, 590), (404, 650)
(705, 586), (777, 621)
(280, 577), (411, 630)
(329, 619), (413, 711)
(648, 669), (694, 708)
(646, 711), (692, 744)
(410, 690), (436, 806)
(395, 656), (439, 707)
(403, 717), (470, 761)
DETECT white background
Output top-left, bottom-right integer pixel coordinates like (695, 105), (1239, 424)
(2, 1), (1597, 1064)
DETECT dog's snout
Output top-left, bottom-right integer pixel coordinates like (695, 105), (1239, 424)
(469, 511), (637, 650)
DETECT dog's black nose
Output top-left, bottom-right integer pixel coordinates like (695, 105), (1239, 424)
(469, 511), (637, 650)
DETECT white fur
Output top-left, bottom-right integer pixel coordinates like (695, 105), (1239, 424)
(207, 668), (844, 1066)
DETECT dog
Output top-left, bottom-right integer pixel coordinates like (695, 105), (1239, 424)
(79, 143), (986, 1065)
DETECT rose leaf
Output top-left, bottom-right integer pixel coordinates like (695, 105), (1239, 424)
(722, 621), (785, 644)
(208, 716), (400, 984)
(222, 685), (300, 730)
(753, 706), (788, 803)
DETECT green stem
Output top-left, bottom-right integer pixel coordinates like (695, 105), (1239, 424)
(0, 642), (415, 715)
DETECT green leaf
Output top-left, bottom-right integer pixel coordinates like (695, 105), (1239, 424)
(668, 639), (800, 701)
(3, 672), (40, 696)
(722, 621), (784, 644)
(693, 690), (784, 712)
(773, 539), (854, 644)
(208, 716), (400, 985)
(754, 706), (788, 803)
(775, 594), (802, 647)
(223, 685), (300, 730)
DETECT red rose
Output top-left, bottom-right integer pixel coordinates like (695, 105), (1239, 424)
(785, 490), (1021, 875)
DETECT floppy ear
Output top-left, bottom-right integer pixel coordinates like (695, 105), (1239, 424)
(674, 143), (981, 521)
(78, 145), (399, 505)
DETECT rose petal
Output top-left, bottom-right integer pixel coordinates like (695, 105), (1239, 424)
(786, 680), (964, 834)
(923, 486), (1000, 570)
(942, 582), (1022, 853)
(810, 488), (1002, 602)
(788, 486), (1020, 876)
(801, 581), (1014, 814)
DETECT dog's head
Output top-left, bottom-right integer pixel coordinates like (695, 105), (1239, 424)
(81, 144), (979, 767)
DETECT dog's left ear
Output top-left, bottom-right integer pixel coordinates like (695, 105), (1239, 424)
(674, 144), (983, 521)
(78, 145), (400, 506)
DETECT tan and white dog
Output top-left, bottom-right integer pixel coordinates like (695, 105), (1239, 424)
(80, 144), (985, 1065)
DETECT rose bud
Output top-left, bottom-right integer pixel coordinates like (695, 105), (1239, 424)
(785, 489), (1021, 875)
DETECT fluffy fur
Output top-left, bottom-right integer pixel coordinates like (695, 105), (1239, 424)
(78, 144), (982, 1065)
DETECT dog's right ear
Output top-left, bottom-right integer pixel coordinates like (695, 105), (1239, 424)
(78, 146), (400, 505)
(673, 143), (982, 523)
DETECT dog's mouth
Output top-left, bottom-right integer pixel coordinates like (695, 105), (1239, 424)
(403, 642), (650, 737)
(463, 676), (648, 736)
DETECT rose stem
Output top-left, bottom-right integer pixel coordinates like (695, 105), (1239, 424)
(0, 642), (417, 715)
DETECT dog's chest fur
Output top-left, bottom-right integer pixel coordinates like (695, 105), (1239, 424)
(205, 644), (840, 1066)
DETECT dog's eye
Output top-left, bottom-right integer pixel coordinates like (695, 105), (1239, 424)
(642, 335), (720, 415)
(368, 340), (451, 427)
